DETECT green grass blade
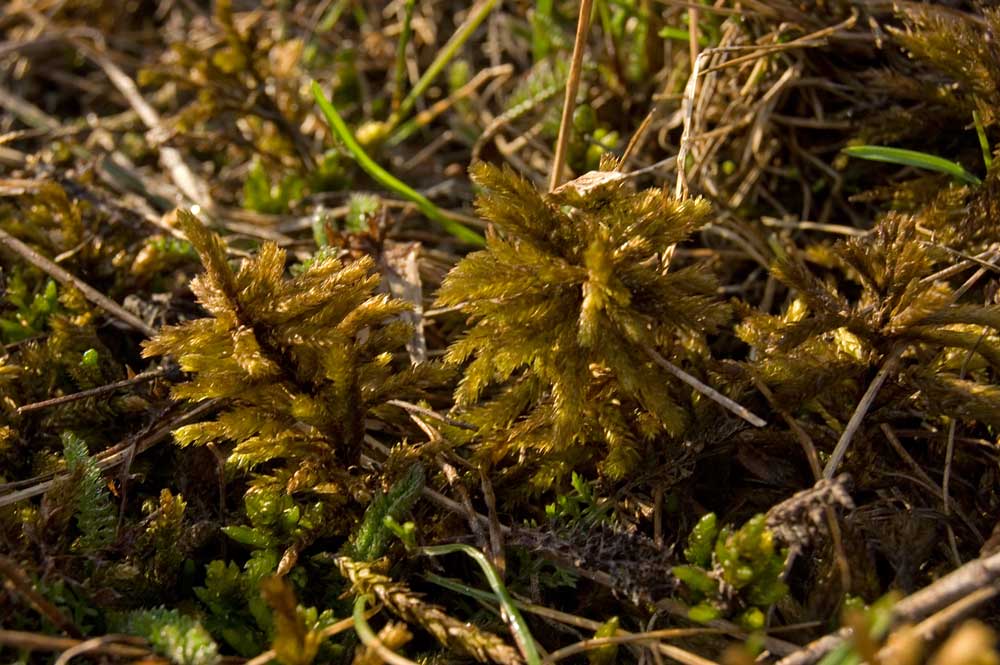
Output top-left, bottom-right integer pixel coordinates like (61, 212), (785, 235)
(974, 110), (992, 170)
(392, 0), (499, 128)
(421, 544), (540, 665)
(311, 82), (484, 245)
(658, 26), (710, 47)
(391, 0), (417, 113)
(842, 145), (981, 186)
(532, 0), (554, 61)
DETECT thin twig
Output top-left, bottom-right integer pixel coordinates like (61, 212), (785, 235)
(674, 49), (706, 199)
(753, 377), (851, 591)
(53, 634), (148, 665)
(0, 227), (157, 337)
(919, 247), (1000, 285)
(387, 399), (476, 430)
(880, 424), (983, 541)
(876, 585), (1000, 663)
(752, 378), (821, 478)
(549, 0), (594, 191)
(544, 628), (722, 665)
(619, 108), (657, 167)
(698, 14), (857, 76)
(480, 467), (506, 576)
(0, 401), (219, 508)
(822, 345), (903, 479)
(0, 630), (148, 660)
(688, 6), (701, 77)
(17, 367), (170, 414)
(943, 332), (986, 563)
(644, 345), (766, 427)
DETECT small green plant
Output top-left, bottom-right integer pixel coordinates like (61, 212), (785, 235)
(817, 594), (898, 665)
(62, 431), (116, 553)
(672, 512), (788, 628)
(242, 158), (306, 214)
(222, 487), (325, 552)
(195, 555), (277, 656)
(0, 275), (60, 343)
(345, 463), (425, 561)
(133, 489), (189, 589)
(544, 471), (613, 529)
(117, 607), (220, 665)
(438, 162), (732, 489)
(345, 193), (381, 233)
(194, 550), (339, 659)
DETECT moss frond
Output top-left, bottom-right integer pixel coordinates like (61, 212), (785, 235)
(438, 164), (730, 489)
(118, 607), (220, 665)
(143, 213), (445, 550)
(62, 431), (116, 553)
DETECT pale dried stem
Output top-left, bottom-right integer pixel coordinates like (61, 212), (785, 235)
(17, 367), (169, 414)
(0, 401), (218, 508)
(72, 40), (215, 212)
(0, 630), (148, 659)
(549, 0), (594, 191)
(822, 345), (904, 479)
(644, 345), (767, 427)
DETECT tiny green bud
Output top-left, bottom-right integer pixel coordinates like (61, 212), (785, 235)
(738, 607), (766, 631)
(573, 105), (597, 134)
(688, 603), (721, 624)
(80, 348), (99, 368)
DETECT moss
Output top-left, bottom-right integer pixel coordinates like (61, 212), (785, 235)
(438, 163), (730, 489)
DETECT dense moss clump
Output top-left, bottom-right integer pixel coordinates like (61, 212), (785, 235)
(438, 163), (731, 489)
(740, 213), (1000, 477)
(142, 212), (446, 543)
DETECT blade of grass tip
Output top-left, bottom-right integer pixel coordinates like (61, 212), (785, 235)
(974, 110), (992, 171)
(390, 0), (499, 130)
(658, 26), (710, 47)
(391, 0), (416, 113)
(532, 0), (554, 62)
(842, 145), (982, 186)
(422, 544), (541, 665)
(311, 82), (484, 245)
